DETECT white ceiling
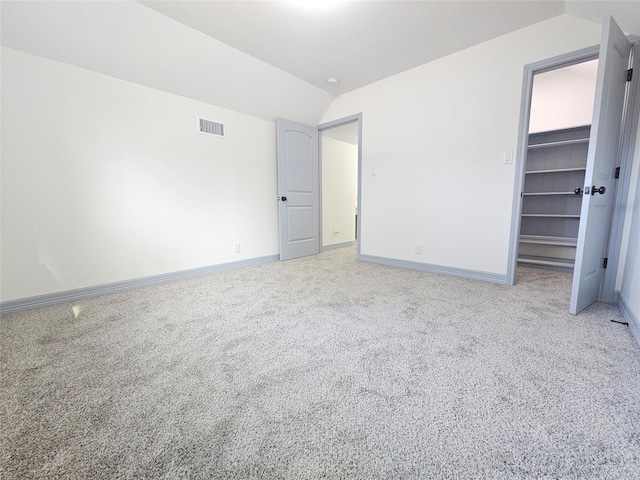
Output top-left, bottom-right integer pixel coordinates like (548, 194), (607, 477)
(140, 0), (563, 96)
(2, 1), (638, 125)
(0, 0), (335, 125)
(140, 0), (640, 96)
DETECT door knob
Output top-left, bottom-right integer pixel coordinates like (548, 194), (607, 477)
(591, 186), (606, 195)
(279, 196), (288, 202)
(574, 187), (583, 195)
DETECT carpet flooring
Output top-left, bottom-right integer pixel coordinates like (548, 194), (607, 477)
(2, 246), (640, 479)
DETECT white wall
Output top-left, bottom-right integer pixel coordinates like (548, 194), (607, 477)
(1, 47), (279, 302)
(618, 119), (640, 331)
(618, 120), (640, 287)
(322, 137), (357, 246)
(321, 15), (603, 276)
(529, 61), (597, 133)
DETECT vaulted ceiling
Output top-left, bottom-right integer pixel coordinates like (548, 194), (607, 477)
(2, 1), (638, 124)
(140, 0), (638, 95)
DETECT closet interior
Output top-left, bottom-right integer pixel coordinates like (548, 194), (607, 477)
(517, 59), (598, 271)
(518, 125), (590, 270)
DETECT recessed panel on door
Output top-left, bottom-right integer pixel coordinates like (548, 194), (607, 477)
(287, 206), (314, 242)
(285, 131), (313, 193)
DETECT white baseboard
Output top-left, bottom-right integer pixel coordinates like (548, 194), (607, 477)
(357, 254), (509, 285)
(0, 254), (279, 314)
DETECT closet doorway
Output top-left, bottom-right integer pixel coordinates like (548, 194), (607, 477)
(517, 59), (599, 271)
(510, 17), (639, 314)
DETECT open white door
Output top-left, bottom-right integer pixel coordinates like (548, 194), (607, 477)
(570, 16), (631, 314)
(276, 119), (320, 261)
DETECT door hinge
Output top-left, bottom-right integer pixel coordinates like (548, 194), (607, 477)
(603, 257), (608, 268)
(628, 68), (633, 82)
(615, 167), (620, 179)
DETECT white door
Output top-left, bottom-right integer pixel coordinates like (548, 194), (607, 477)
(570, 16), (631, 314)
(276, 119), (320, 261)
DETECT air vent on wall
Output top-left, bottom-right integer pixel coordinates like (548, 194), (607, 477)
(198, 117), (225, 138)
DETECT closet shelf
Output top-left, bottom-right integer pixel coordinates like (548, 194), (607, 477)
(528, 138), (589, 149)
(525, 167), (586, 174)
(518, 256), (575, 268)
(519, 235), (577, 247)
(522, 214), (580, 218)
(523, 191), (578, 196)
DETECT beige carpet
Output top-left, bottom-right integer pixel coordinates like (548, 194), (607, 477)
(2, 246), (640, 479)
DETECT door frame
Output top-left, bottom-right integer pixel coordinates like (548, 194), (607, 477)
(600, 40), (640, 302)
(508, 45), (599, 286)
(507, 39), (640, 303)
(318, 113), (363, 257)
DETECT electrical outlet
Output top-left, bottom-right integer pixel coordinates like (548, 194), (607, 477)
(415, 243), (423, 254)
(234, 242), (241, 253)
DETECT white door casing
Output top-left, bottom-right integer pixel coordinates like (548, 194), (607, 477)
(276, 119), (320, 261)
(570, 16), (631, 314)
